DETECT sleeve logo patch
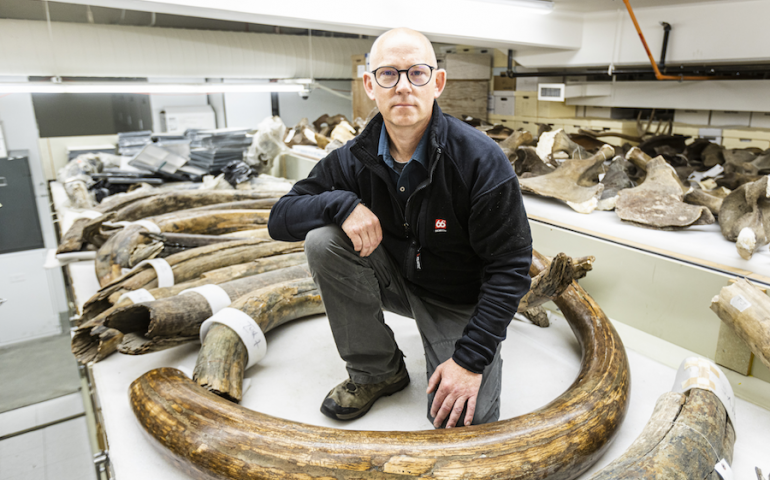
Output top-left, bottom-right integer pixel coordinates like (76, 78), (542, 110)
(434, 219), (447, 232)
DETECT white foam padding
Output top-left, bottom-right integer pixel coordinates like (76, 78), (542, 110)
(199, 308), (267, 369)
(179, 284), (231, 315)
(672, 356), (736, 426)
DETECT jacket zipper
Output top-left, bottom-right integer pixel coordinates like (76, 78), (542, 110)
(403, 147), (442, 280)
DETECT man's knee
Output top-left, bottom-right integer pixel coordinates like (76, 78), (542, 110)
(305, 225), (349, 269)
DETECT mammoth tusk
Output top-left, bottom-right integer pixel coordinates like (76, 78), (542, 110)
(129, 250), (630, 480)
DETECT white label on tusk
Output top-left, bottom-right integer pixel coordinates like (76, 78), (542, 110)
(179, 285), (231, 315)
(729, 295), (751, 313)
(199, 308), (267, 369)
(714, 459), (733, 480)
(672, 357), (736, 426)
(117, 288), (155, 304)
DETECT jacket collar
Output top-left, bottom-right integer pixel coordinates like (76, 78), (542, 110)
(351, 100), (447, 173)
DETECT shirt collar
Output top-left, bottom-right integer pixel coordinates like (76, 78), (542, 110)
(378, 123), (430, 171)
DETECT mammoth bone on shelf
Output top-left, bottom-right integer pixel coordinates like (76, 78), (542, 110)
(717, 175), (770, 260)
(615, 156), (715, 230)
(129, 250), (631, 480)
(518, 144), (615, 214)
(710, 277), (770, 372)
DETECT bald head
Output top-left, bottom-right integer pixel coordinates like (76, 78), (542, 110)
(369, 28), (438, 70)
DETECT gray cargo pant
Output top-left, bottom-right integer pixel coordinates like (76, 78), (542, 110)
(305, 225), (502, 426)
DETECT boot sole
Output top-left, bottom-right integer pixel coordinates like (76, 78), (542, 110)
(320, 374), (410, 421)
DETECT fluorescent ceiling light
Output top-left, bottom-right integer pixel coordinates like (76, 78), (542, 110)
(0, 82), (308, 94)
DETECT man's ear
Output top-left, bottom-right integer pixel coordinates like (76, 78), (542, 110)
(433, 69), (447, 98)
(363, 73), (376, 101)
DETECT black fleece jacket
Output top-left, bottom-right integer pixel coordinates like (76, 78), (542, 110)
(268, 102), (533, 374)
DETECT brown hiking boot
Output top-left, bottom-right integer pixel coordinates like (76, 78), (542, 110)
(320, 361), (410, 420)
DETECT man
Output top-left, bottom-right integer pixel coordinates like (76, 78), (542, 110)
(268, 28), (532, 429)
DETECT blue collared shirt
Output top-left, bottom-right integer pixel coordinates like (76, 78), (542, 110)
(378, 124), (430, 204)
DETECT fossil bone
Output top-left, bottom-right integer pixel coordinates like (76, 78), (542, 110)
(718, 175), (770, 259)
(519, 145), (615, 214)
(710, 277), (770, 372)
(615, 157), (715, 230)
(597, 156), (635, 211)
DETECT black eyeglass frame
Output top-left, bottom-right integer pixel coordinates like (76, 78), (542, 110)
(370, 64), (438, 88)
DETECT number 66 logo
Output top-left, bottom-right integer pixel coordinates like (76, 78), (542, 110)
(434, 219), (447, 232)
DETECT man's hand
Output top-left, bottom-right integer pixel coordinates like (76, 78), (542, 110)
(427, 358), (482, 428)
(342, 204), (382, 257)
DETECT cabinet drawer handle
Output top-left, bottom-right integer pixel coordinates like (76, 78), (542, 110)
(0, 177), (6, 187)
(0, 298), (7, 306)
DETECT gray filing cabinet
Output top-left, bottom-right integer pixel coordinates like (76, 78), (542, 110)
(0, 150), (45, 254)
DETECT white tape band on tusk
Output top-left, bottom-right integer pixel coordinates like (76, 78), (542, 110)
(117, 288), (155, 304)
(672, 356), (736, 426)
(106, 220), (161, 234)
(199, 308), (267, 369)
(130, 258), (174, 287)
(179, 285), (231, 315)
(75, 210), (102, 220)
(131, 220), (161, 234)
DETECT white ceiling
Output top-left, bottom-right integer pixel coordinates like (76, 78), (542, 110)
(553, 0), (729, 13)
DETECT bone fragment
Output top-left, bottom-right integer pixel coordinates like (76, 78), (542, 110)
(615, 157), (715, 230)
(684, 188), (724, 217)
(718, 175), (770, 259)
(519, 145), (614, 214)
(711, 277), (770, 371)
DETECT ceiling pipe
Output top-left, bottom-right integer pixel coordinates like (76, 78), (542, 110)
(622, 0), (715, 81)
(658, 22), (671, 69)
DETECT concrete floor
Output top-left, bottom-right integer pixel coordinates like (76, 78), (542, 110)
(0, 334), (81, 413)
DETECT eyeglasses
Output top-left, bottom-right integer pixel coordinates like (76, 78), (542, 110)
(371, 64), (437, 89)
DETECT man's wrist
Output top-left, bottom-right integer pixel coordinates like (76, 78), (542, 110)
(451, 352), (484, 375)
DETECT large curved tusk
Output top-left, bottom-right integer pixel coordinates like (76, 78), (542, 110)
(129, 250), (630, 480)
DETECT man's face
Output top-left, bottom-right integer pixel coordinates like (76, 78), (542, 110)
(363, 34), (446, 130)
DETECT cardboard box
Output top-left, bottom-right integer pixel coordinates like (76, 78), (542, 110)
(493, 75), (517, 91)
(492, 91), (516, 116)
(674, 109), (710, 125)
(750, 112), (770, 129)
(444, 54), (491, 80)
(351, 54), (369, 79)
(710, 111), (751, 127)
(514, 92), (538, 117)
(585, 106), (612, 119)
(537, 101), (575, 119)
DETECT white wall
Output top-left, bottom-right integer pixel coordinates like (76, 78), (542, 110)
(515, 0), (770, 68)
(147, 77), (210, 133)
(0, 78), (69, 342)
(278, 81), (353, 126)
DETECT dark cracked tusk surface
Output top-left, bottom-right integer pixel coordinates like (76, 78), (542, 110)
(129, 250), (630, 479)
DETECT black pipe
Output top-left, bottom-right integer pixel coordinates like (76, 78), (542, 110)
(500, 63), (770, 78)
(506, 49), (515, 78)
(659, 22), (672, 69)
